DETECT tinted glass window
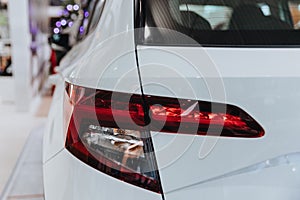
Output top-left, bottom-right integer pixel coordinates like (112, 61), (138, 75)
(289, 0), (300, 27)
(77, 0), (105, 41)
(141, 0), (300, 46)
(76, 0), (97, 41)
(87, 0), (106, 34)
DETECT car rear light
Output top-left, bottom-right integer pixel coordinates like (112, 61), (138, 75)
(65, 83), (162, 193)
(146, 96), (265, 138)
(65, 83), (264, 193)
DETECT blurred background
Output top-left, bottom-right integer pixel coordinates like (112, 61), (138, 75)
(0, 0), (93, 198)
(1, 0), (300, 199)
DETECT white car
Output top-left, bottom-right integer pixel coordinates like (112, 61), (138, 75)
(43, 0), (300, 199)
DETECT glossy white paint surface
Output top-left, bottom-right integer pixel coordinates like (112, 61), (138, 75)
(43, 78), (69, 163)
(59, 0), (140, 93)
(165, 159), (300, 199)
(43, 0), (140, 163)
(44, 150), (162, 200)
(43, 1), (147, 199)
(137, 46), (300, 193)
(44, 0), (300, 199)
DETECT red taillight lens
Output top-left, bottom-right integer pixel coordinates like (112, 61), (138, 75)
(65, 83), (162, 193)
(146, 96), (264, 138)
(65, 83), (264, 193)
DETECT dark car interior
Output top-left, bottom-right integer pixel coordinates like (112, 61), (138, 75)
(229, 4), (291, 30)
(141, 0), (300, 46)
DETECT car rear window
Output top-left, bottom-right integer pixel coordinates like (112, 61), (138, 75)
(138, 0), (300, 46)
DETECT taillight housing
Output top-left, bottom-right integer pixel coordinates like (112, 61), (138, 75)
(65, 83), (264, 193)
(65, 83), (162, 193)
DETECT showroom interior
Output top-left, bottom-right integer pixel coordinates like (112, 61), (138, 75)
(0, 0), (76, 199)
(2, 0), (300, 199)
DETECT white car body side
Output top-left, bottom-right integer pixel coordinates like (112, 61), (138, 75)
(137, 46), (300, 194)
(43, 0), (300, 199)
(43, 0), (140, 163)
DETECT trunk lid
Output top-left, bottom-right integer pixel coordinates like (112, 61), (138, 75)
(137, 46), (300, 193)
